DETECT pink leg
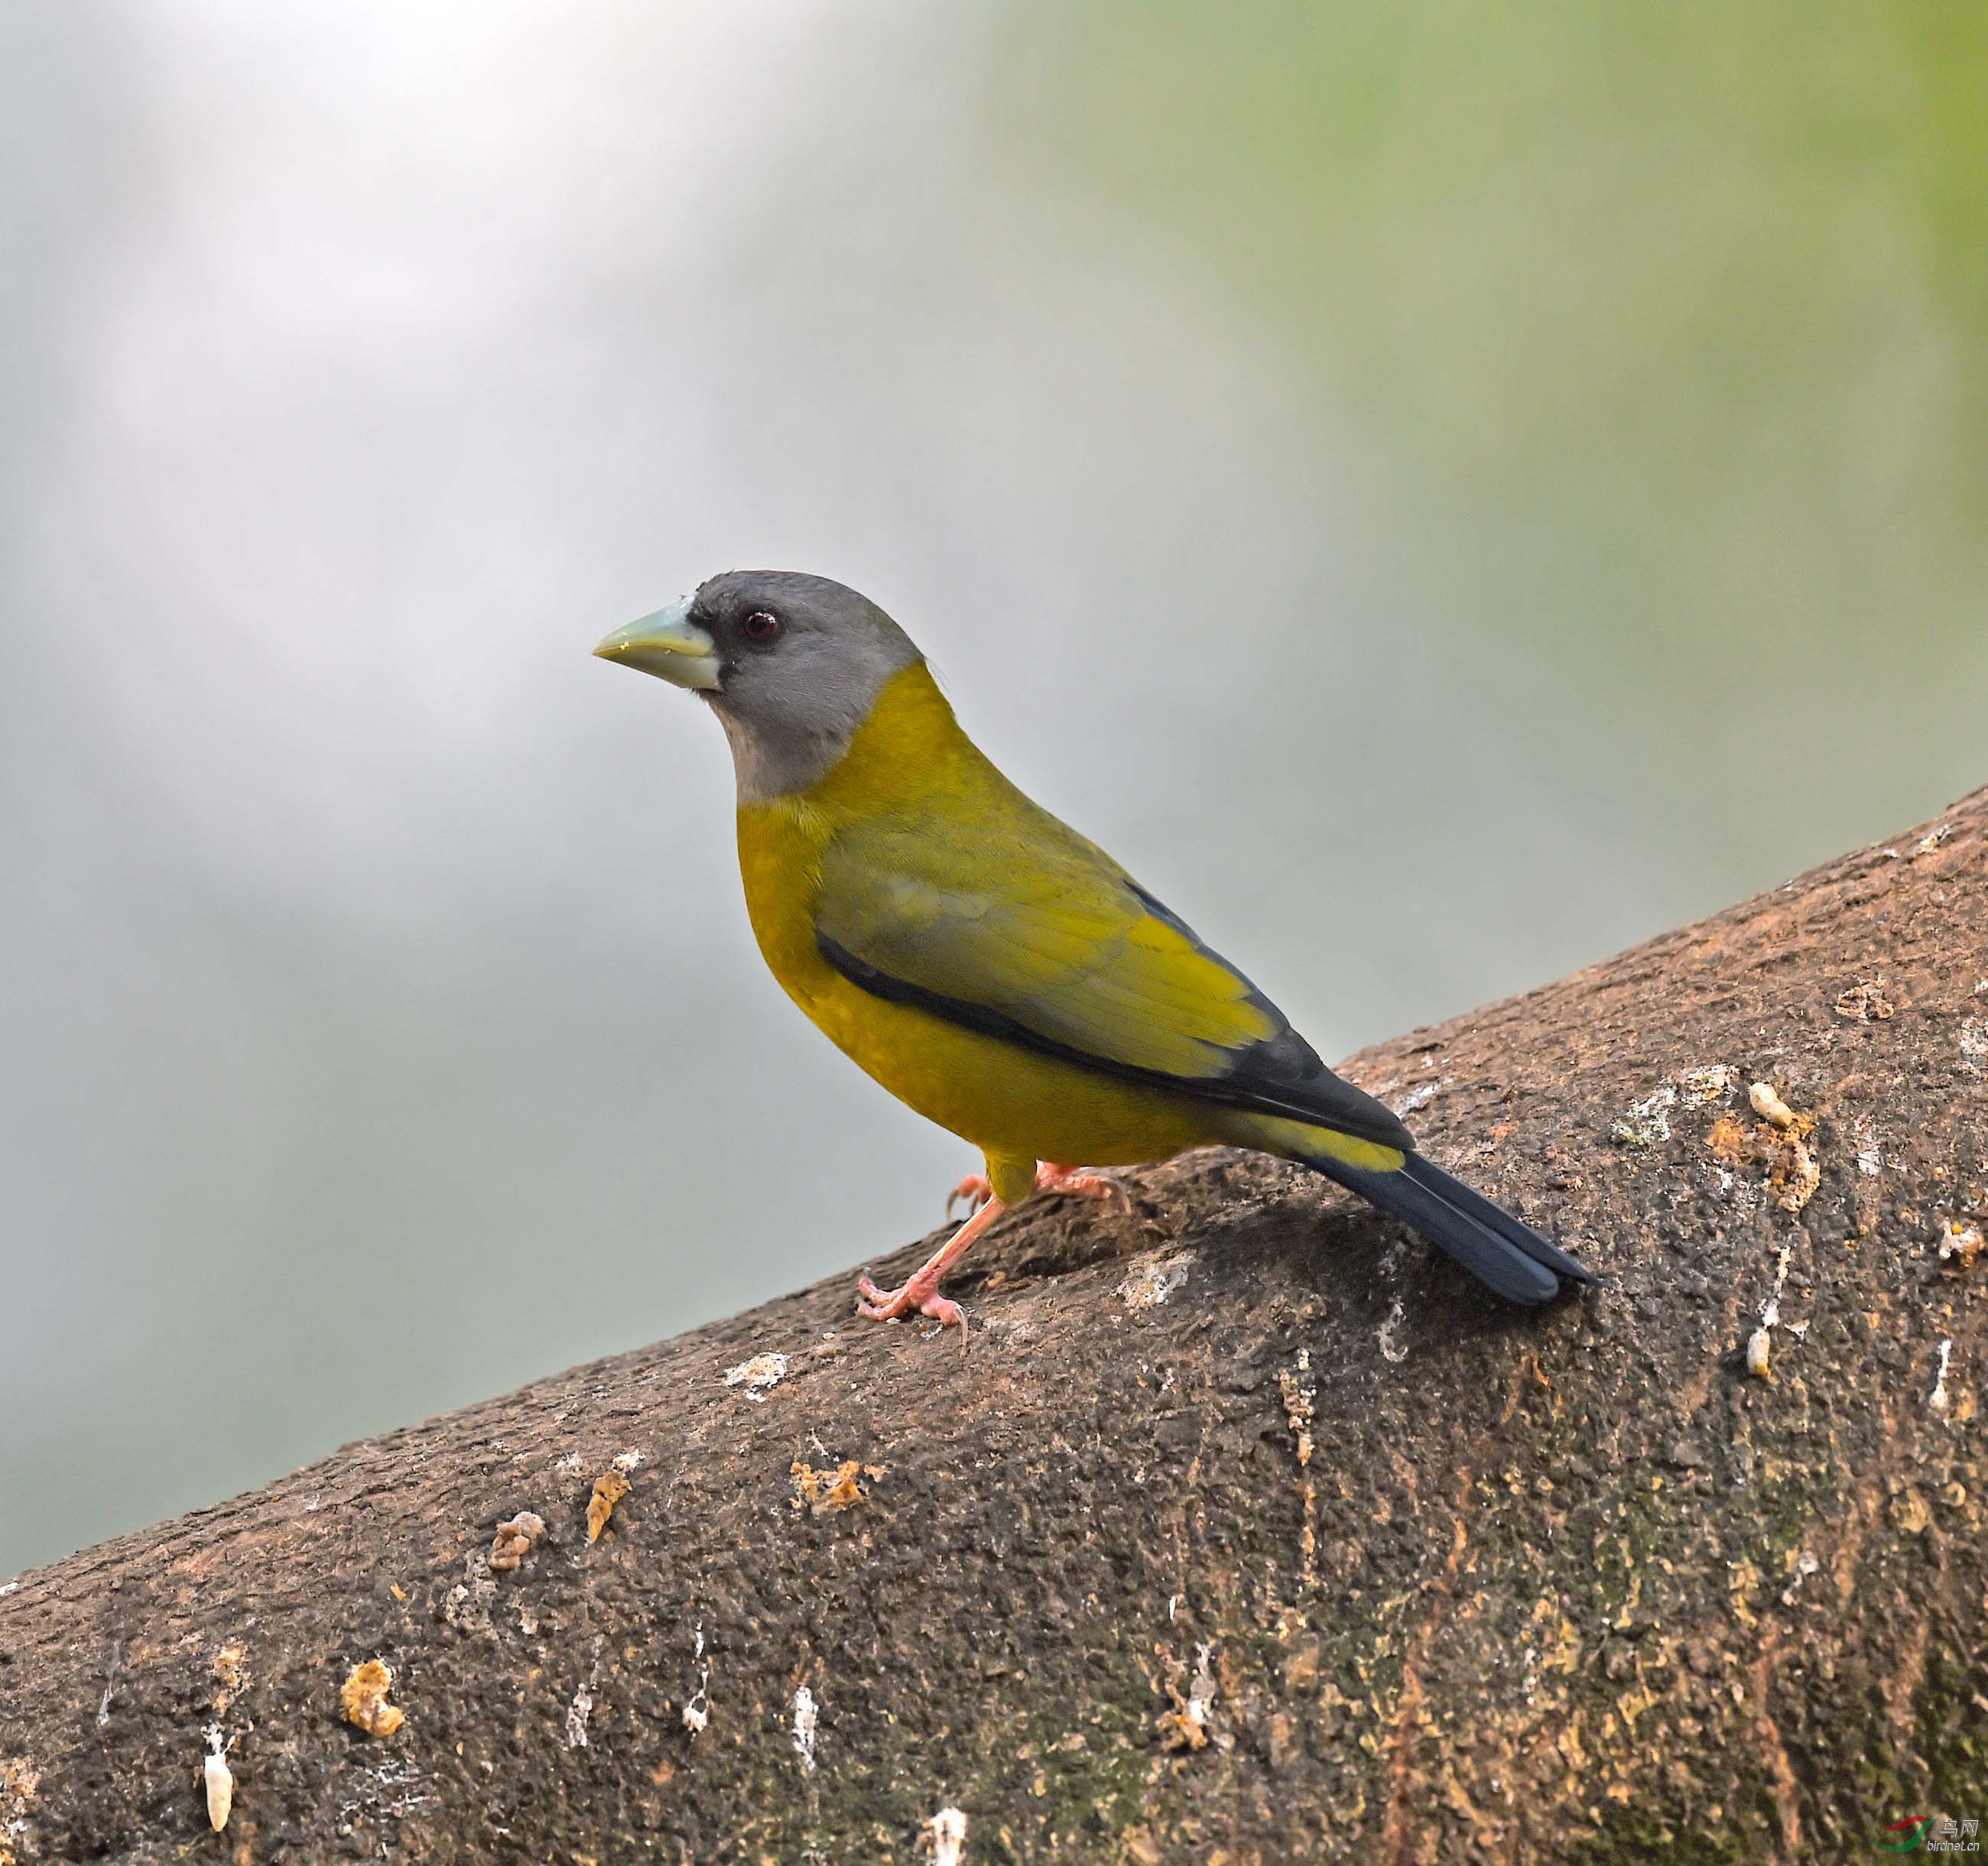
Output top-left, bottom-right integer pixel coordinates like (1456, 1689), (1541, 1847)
(857, 1196), (1008, 1340)
(947, 1161), (1121, 1219)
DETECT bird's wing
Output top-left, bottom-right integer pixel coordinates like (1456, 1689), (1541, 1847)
(812, 798), (1413, 1151)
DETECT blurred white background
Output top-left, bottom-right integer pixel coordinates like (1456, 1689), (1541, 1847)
(5, 0), (1985, 1576)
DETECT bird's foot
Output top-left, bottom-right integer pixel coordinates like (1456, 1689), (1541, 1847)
(856, 1266), (966, 1336)
(947, 1161), (1121, 1219)
(858, 1192), (1009, 1346)
(1036, 1161), (1122, 1202)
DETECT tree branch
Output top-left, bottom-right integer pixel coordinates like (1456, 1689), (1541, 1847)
(5, 789), (1986, 1864)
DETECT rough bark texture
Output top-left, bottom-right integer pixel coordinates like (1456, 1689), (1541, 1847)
(5, 790), (1988, 1866)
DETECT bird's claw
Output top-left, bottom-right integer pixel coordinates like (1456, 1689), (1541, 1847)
(855, 1269), (968, 1342)
(1038, 1164), (1122, 1202)
(947, 1173), (992, 1221)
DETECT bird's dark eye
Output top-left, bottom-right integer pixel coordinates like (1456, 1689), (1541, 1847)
(741, 610), (781, 645)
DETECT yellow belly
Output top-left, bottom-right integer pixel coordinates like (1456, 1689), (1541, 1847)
(789, 956), (1220, 1167)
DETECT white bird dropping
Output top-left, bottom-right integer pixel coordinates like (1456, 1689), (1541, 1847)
(202, 1727), (233, 1832)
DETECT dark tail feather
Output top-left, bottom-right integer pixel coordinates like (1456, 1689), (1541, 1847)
(1300, 1147), (1593, 1306)
(1398, 1153), (1594, 1283)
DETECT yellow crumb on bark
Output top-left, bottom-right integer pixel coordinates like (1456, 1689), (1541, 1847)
(586, 1472), (629, 1543)
(790, 1459), (884, 1515)
(340, 1659), (404, 1737)
(1710, 1096), (1819, 1213)
(212, 1642), (249, 1712)
(1707, 1113), (1750, 1170)
(1153, 1644), (1218, 1751)
(490, 1511), (547, 1570)
(1771, 1132), (1821, 1214)
(1940, 1218), (1986, 1271)
(1279, 1353), (1317, 1468)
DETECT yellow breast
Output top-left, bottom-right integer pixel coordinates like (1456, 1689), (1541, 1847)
(733, 664), (1217, 1173)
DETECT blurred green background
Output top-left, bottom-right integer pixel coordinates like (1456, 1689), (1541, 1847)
(5, 2), (1985, 1579)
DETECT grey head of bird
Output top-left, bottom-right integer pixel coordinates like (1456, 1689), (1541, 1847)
(594, 570), (923, 800)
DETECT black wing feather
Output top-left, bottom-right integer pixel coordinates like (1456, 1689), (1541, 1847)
(817, 917), (1415, 1154)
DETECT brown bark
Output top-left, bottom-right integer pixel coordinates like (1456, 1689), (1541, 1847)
(5, 790), (1988, 1865)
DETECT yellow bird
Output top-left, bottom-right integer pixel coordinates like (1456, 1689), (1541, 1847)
(594, 571), (1590, 1332)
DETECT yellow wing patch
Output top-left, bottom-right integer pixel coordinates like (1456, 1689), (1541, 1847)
(814, 809), (1279, 1082)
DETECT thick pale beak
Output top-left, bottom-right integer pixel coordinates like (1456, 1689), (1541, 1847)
(592, 598), (723, 691)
